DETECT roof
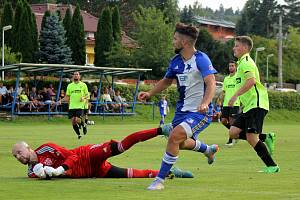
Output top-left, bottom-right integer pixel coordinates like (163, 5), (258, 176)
(0, 63), (152, 76)
(193, 16), (236, 29)
(32, 3), (98, 33)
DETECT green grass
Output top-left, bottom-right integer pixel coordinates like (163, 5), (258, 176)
(1, 110), (300, 200)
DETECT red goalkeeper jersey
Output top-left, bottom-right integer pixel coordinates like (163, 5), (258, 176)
(28, 141), (115, 178)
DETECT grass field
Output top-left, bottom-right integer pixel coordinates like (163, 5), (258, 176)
(0, 110), (300, 200)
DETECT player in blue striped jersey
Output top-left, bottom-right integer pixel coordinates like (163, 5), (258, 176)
(138, 23), (219, 190)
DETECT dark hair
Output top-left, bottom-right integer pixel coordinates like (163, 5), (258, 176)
(228, 60), (236, 65)
(175, 23), (199, 40)
(235, 36), (253, 51)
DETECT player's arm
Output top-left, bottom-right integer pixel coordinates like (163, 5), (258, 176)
(138, 78), (173, 101)
(44, 143), (79, 177)
(229, 68), (256, 107)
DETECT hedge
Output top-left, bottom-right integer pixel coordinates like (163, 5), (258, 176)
(2, 79), (300, 110)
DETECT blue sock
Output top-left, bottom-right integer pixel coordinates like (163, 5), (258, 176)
(193, 140), (208, 153)
(157, 152), (178, 180)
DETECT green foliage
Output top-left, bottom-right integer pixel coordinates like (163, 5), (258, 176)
(41, 10), (51, 31)
(31, 12), (39, 63)
(0, 45), (21, 65)
(106, 43), (133, 68)
(39, 14), (73, 64)
(112, 6), (121, 43)
(269, 91), (300, 110)
(195, 29), (234, 74)
(94, 7), (113, 66)
(282, 0), (300, 28)
(12, 0), (23, 53)
(62, 8), (72, 49)
(157, 0), (179, 24)
(70, 4), (86, 65)
(132, 6), (174, 78)
(1, 1), (14, 48)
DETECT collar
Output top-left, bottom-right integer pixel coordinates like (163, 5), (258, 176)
(237, 53), (250, 64)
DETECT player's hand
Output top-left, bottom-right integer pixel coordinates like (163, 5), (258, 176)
(44, 166), (65, 177)
(228, 95), (237, 107)
(197, 103), (209, 113)
(138, 92), (150, 102)
(33, 163), (47, 179)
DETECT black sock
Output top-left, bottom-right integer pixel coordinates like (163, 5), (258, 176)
(238, 131), (247, 140)
(254, 140), (276, 166)
(225, 123), (231, 129)
(72, 124), (81, 136)
(227, 138), (233, 143)
(85, 118), (88, 124)
(259, 133), (267, 142)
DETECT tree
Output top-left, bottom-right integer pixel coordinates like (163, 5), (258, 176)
(63, 8), (72, 49)
(1, 1), (14, 48)
(112, 6), (121, 43)
(69, 5), (86, 65)
(158, 0), (179, 24)
(31, 12), (39, 63)
(41, 10), (51, 31)
(0, 45), (21, 65)
(39, 14), (72, 64)
(282, 0), (300, 28)
(94, 7), (113, 66)
(16, 1), (37, 63)
(132, 6), (174, 77)
(12, 0), (24, 53)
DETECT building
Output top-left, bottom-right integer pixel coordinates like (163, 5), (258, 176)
(31, 3), (136, 65)
(193, 16), (236, 41)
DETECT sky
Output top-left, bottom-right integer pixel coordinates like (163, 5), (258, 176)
(178, 0), (286, 11)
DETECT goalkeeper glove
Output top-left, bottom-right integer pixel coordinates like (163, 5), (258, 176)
(44, 166), (65, 177)
(33, 163), (47, 179)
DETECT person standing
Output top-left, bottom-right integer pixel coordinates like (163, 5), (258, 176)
(221, 61), (241, 146)
(158, 95), (169, 126)
(139, 23), (219, 190)
(60, 72), (89, 139)
(228, 36), (279, 173)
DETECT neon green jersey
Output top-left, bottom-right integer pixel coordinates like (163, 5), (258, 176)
(66, 81), (89, 109)
(222, 73), (240, 107)
(236, 53), (269, 112)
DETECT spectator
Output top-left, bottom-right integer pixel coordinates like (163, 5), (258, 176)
(114, 90), (129, 112)
(0, 82), (8, 105)
(17, 90), (33, 112)
(101, 87), (117, 112)
(29, 87), (40, 112)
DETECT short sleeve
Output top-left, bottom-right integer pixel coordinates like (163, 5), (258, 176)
(196, 53), (217, 78)
(164, 64), (176, 79)
(241, 62), (255, 80)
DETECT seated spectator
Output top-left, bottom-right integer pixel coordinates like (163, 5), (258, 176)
(114, 90), (129, 112)
(101, 87), (118, 112)
(24, 83), (30, 96)
(58, 89), (68, 112)
(39, 87), (54, 111)
(29, 87), (40, 111)
(6, 86), (14, 104)
(0, 82), (8, 105)
(17, 90), (34, 112)
(18, 84), (23, 95)
(48, 83), (56, 99)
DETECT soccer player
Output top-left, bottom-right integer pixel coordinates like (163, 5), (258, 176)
(12, 128), (193, 179)
(138, 23), (219, 190)
(158, 95), (169, 126)
(60, 72), (89, 139)
(228, 36), (279, 173)
(221, 61), (241, 146)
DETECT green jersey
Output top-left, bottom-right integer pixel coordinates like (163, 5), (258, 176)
(236, 53), (269, 113)
(222, 73), (240, 107)
(66, 81), (89, 109)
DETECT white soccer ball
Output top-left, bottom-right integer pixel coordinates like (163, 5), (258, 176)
(33, 163), (46, 178)
(90, 121), (95, 125)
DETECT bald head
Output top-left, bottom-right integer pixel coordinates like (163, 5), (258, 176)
(12, 141), (32, 165)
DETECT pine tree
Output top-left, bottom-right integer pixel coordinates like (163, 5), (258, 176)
(112, 6), (121, 43)
(12, 0), (24, 53)
(31, 12), (39, 63)
(39, 14), (72, 64)
(94, 7), (113, 66)
(41, 10), (51, 32)
(1, 1), (14, 48)
(70, 4), (86, 65)
(283, 0), (300, 28)
(19, 2), (34, 62)
(63, 8), (72, 49)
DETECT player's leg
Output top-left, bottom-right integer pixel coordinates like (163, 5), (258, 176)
(243, 108), (279, 173)
(111, 128), (162, 156)
(69, 109), (81, 139)
(104, 165), (193, 178)
(81, 109), (88, 135)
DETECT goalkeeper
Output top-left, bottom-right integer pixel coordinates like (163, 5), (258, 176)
(12, 128), (193, 179)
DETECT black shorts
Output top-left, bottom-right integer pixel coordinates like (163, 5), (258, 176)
(83, 109), (88, 115)
(232, 108), (268, 134)
(221, 106), (240, 119)
(68, 109), (83, 119)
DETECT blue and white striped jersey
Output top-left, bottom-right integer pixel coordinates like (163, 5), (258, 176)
(165, 51), (217, 114)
